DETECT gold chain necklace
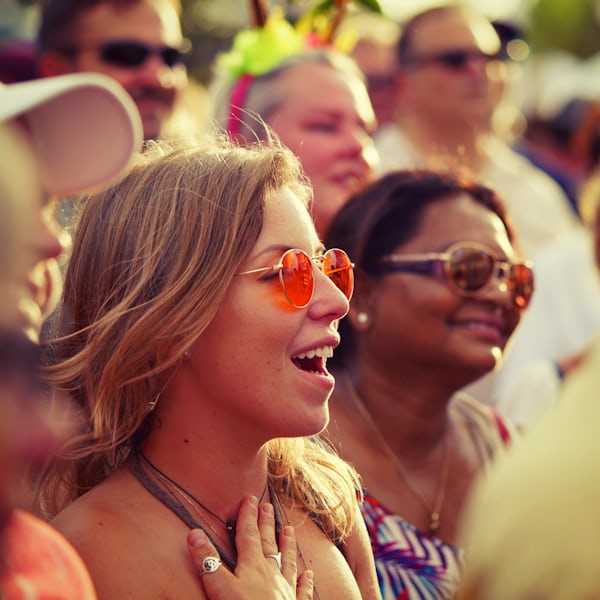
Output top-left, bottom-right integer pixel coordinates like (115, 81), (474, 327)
(344, 373), (451, 536)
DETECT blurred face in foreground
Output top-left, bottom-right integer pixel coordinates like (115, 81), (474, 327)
(0, 121), (65, 537)
(0, 121), (67, 341)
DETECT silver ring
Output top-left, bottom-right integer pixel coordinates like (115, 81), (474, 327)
(264, 552), (282, 571)
(201, 556), (222, 576)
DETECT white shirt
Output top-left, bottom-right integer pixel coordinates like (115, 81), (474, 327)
(493, 226), (600, 427)
(375, 124), (577, 260)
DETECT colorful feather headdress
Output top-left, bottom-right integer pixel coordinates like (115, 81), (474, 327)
(216, 0), (383, 135)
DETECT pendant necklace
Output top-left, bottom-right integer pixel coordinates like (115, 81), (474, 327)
(141, 456), (236, 550)
(344, 373), (451, 536)
(138, 450), (265, 543)
(128, 448), (269, 570)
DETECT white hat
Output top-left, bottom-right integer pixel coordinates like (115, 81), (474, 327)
(0, 73), (143, 196)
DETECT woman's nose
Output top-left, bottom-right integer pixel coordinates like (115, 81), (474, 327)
(309, 269), (350, 322)
(482, 263), (514, 308)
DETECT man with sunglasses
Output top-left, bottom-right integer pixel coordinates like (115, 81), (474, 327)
(37, 0), (189, 141)
(374, 4), (577, 263)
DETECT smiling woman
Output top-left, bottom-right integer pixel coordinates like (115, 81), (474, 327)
(211, 46), (379, 239)
(35, 136), (380, 600)
(323, 168), (522, 599)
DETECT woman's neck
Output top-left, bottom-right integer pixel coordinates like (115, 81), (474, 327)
(128, 442), (271, 572)
(336, 363), (453, 459)
(144, 374), (271, 519)
(139, 430), (269, 525)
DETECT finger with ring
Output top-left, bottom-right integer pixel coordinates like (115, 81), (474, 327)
(264, 552), (282, 571)
(200, 556), (222, 576)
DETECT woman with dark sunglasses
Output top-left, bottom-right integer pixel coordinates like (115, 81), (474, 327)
(323, 169), (529, 599)
(34, 137), (379, 600)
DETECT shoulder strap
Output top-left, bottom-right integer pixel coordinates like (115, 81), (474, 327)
(128, 450), (237, 570)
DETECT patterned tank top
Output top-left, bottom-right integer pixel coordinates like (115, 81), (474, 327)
(361, 393), (511, 599)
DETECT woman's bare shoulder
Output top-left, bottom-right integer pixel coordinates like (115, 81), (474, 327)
(50, 469), (200, 600)
(51, 469), (141, 541)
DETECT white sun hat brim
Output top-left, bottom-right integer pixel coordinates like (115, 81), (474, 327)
(0, 73), (143, 196)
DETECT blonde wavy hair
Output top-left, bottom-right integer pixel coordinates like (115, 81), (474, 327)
(37, 137), (361, 543)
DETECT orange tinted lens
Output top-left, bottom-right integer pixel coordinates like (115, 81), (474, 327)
(509, 263), (534, 309)
(447, 247), (494, 291)
(324, 249), (354, 300)
(280, 249), (314, 308)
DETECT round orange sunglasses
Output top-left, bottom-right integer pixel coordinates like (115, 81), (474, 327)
(238, 248), (354, 309)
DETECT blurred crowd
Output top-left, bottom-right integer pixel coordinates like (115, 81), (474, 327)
(1, 1), (600, 599)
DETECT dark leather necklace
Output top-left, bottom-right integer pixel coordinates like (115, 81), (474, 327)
(128, 448), (274, 571)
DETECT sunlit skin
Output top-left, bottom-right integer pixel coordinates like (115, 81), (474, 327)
(44, 0), (187, 140)
(0, 121), (64, 536)
(398, 8), (505, 135)
(49, 188), (375, 599)
(0, 122), (66, 340)
(164, 186), (351, 450)
(266, 63), (379, 238)
(355, 193), (521, 387)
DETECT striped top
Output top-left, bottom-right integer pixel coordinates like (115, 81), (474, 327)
(361, 393), (511, 599)
(362, 492), (463, 599)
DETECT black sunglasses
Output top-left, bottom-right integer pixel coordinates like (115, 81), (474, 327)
(64, 40), (189, 69)
(405, 49), (503, 71)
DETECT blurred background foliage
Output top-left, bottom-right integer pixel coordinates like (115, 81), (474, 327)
(1, 0), (599, 98)
(528, 0), (600, 57)
(175, 0), (600, 83)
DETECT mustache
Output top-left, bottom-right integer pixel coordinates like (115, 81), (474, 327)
(129, 87), (175, 106)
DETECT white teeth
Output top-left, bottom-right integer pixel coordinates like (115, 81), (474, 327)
(294, 345), (334, 360)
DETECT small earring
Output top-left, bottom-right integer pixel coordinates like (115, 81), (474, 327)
(148, 393), (160, 413)
(356, 312), (369, 324)
(183, 350), (189, 360)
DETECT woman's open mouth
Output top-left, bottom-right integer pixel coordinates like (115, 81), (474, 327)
(291, 345), (333, 376)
